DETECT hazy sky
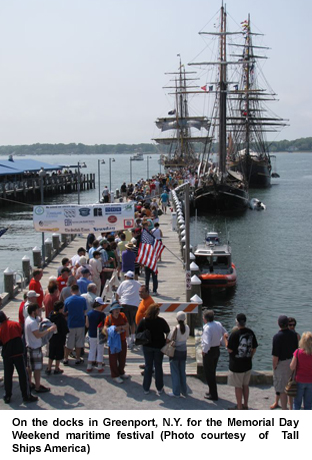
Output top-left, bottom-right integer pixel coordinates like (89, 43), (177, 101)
(0, 0), (309, 145)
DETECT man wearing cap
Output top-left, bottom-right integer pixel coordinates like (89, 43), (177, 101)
(23, 290), (41, 320)
(28, 269), (44, 308)
(63, 284), (87, 365)
(226, 313), (258, 410)
(272, 315), (298, 410)
(0, 311), (38, 404)
(77, 268), (92, 294)
(201, 310), (227, 401)
(24, 303), (57, 394)
(116, 271), (141, 349)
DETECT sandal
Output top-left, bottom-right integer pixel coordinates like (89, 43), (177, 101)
(35, 385), (50, 393)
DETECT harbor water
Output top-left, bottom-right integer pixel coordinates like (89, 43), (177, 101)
(0, 152), (312, 370)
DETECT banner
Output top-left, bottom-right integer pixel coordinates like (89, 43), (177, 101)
(33, 203), (135, 234)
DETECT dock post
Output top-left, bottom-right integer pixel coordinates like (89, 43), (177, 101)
(4, 268), (15, 299)
(61, 234), (67, 246)
(45, 238), (53, 262)
(52, 233), (60, 254)
(22, 256), (31, 284)
(32, 246), (42, 268)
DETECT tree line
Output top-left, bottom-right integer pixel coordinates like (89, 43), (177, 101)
(0, 138), (311, 156)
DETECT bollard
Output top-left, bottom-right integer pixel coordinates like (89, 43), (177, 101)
(22, 256), (31, 284)
(4, 267), (15, 299)
(52, 233), (60, 254)
(61, 234), (67, 246)
(190, 252), (195, 261)
(187, 290), (203, 335)
(33, 246), (42, 268)
(45, 238), (53, 262)
(190, 261), (200, 277)
(71, 234), (76, 241)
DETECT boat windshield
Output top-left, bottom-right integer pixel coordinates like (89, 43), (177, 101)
(196, 254), (231, 273)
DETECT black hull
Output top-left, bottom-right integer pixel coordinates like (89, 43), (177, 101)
(194, 183), (249, 214)
(230, 157), (271, 188)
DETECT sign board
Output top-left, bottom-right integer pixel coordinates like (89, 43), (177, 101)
(33, 203), (135, 234)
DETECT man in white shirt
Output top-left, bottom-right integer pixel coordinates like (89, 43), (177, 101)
(24, 303), (56, 393)
(201, 309), (227, 401)
(116, 271), (141, 348)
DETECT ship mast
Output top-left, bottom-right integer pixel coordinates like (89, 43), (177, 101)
(219, 4), (227, 176)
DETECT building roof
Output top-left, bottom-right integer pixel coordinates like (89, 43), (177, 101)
(0, 158), (65, 176)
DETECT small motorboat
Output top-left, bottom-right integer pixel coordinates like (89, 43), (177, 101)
(249, 198), (266, 211)
(194, 232), (236, 290)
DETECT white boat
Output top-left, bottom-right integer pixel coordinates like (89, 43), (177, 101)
(131, 153), (144, 161)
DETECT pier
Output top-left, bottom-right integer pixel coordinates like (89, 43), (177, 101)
(0, 209), (274, 410)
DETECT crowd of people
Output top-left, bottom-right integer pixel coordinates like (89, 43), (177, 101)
(0, 173), (311, 409)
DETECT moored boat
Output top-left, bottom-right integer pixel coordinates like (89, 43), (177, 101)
(131, 152), (144, 161)
(194, 231), (237, 290)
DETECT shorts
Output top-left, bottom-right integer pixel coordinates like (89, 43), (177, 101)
(49, 342), (65, 361)
(65, 327), (85, 350)
(27, 347), (43, 371)
(228, 370), (251, 388)
(122, 304), (137, 327)
(273, 359), (292, 393)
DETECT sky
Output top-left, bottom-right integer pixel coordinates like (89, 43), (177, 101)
(0, 0), (310, 145)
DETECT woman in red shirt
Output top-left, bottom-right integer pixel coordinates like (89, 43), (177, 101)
(290, 331), (312, 410)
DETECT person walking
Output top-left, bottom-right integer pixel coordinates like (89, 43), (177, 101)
(168, 312), (190, 398)
(226, 313), (258, 410)
(290, 331), (312, 410)
(201, 309), (227, 401)
(136, 303), (170, 395)
(272, 315), (298, 410)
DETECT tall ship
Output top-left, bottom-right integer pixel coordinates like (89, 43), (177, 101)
(189, 4), (249, 213)
(227, 16), (288, 187)
(153, 56), (210, 171)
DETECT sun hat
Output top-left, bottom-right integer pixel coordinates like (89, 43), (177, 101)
(125, 242), (134, 250)
(109, 301), (122, 312)
(27, 290), (40, 298)
(125, 270), (134, 279)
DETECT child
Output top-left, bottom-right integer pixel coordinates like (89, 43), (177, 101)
(86, 297), (106, 373)
(46, 301), (69, 375)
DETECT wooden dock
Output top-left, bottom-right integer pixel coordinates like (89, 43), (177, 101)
(0, 210), (198, 377)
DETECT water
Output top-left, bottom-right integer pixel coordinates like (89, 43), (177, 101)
(1, 151), (312, 370)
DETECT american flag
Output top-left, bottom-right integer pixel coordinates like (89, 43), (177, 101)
(136, 229), (165, 273)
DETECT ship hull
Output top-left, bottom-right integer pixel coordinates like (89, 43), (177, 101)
(229, 157), (271, 188)
(194, 183), (249, 213)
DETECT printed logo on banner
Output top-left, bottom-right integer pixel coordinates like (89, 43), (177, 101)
(105, 206), (122, 214)
(108, 215), (117, 223)
(64, 219), (72, 226)
(64, 209), (76, 218)
(79, 208), (91, 216)
(35, 206), (44, 215)
(124, 219), (134, 228)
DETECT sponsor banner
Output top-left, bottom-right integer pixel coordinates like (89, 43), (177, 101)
(33, 203), (135, 234)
